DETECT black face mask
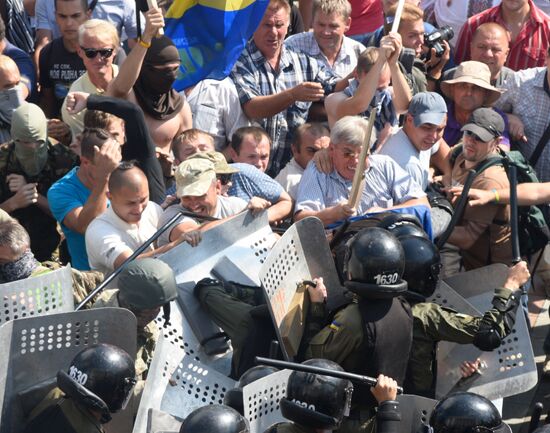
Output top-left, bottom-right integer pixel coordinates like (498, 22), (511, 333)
(0, 250), (39, 283)
(142, 64), (179, 95)
(133, 35), (183, 120)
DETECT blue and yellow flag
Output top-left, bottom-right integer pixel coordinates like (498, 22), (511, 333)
(165, 0), (269, 91)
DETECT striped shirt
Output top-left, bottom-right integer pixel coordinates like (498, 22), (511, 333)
(494, 67), (550, 182)
(231, 41), (337, 177)
(294, 154), (426, 216)
(454, 0), (550, 71)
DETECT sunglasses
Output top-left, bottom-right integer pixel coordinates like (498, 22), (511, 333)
(464, 130), (490, 143)
(218, 173), (233, 185)
(80, 47), (114, 59)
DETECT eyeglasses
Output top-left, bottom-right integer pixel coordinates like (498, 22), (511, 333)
(80, 47), (114, 59)
(464, 130), (489, 143)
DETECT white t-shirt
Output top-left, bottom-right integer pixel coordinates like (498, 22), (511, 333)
(157, 195), (248, 247)
(85, 201), (163, 275)
(275, 158), (304, 200)
(377, 128), (439, 191)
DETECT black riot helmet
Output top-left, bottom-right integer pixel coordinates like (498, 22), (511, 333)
(224, 365), (279, 415)
(399, 235), (442, 300)
(378, 213), (428, 239)
(344, 227), (407, 298)
(430, 392), (511, 433)
(279, 359), (353, 430)
(56, 343), (136, 423)
(179, 405), (250, 433)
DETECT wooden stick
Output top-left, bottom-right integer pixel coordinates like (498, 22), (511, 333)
(390, 0), (406, 33)
(348, 109), (376, 208)
(147, 0), (164, 36)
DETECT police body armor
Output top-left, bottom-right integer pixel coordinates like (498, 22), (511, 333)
(355, 296), (413, 408)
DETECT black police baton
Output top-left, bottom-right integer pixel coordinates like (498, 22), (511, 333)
(255, 356), (403, 394)
(75, 209), (207, 310)
(509, 165), (521, 264)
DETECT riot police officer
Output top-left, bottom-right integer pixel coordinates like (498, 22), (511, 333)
(179, 405), (250, 433)
(303, 227), (413, 423)
(24, 343), (136, 433)
(397, 234), (530, 396)
(224, 364), (279, 415)
(266, 359), (400, 433)
(92, 257), (178, 381)
(429, 392), (510, 433)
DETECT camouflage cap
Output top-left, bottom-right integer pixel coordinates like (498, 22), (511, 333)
(175, 158), (216, 198)
(187, 151), (239, 174)
(118, 258), (177, 309)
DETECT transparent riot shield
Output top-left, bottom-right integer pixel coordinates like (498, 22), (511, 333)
(0, 307), (136, 433)
(159, 211), (276, 356)
(0, 265), (74, 326)
(433, 264), (537, 400)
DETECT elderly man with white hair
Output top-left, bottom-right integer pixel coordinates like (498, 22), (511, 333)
(294, 116), (429, 226)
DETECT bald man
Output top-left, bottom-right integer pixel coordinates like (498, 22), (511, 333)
(84, 162), (197, 275)
(443, 23), (514, 88)
(0, 55), (26, 142)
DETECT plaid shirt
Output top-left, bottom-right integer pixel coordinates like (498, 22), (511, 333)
(284, 32), (365, 78)
(454, 0), (550, 71)
(494, 66), (550, 182)
(231, 41), (337, 176)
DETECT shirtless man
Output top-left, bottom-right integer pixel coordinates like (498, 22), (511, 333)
(106, 7), (192, 167)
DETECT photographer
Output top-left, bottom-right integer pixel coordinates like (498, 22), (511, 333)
(364, 2), (453, 95)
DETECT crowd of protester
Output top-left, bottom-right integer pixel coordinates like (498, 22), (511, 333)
(2, 0), (550, 431)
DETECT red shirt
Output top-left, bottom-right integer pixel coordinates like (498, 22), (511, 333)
(346, 0), (384, 36)
(454, 0), (550, 71)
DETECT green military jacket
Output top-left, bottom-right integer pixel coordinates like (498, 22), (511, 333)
(0, 139), (77, 261)
(409, 287), (514, 394)
(92, 289), (159, 380)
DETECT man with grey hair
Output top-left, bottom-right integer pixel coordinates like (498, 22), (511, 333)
(0, 218), (102, 302)
(285, 0), (364, 78)
(294, 116), (428, 226)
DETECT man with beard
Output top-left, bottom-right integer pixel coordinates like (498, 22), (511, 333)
(107, 7), (192, 176)
(0, 103), (76, 261)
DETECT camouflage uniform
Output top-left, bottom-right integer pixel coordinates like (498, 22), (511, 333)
(92, 289), (159, 381)
(0, 140), (77, 261)
(31, 262), (104, 307)
(408, 287), (516, 396)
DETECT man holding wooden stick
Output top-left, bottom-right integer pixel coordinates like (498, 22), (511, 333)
(294, 115), (428, 226)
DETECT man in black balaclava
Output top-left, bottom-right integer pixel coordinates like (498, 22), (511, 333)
(106, 6), (192, 182)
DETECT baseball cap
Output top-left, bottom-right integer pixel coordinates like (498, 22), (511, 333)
(461, 108), (505, 142)
(408, 92), (447, 127)
(187, 151), (239, 174)
(175, 158), (216, 198)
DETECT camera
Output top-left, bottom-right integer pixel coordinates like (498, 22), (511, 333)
(424, 25), (454, 60)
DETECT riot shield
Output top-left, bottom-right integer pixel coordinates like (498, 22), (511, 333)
(243, 369), (291, 433)
(133, 333), (236, 433)
(0, 265), (74, 326)
(433, 264), (537, 400)
(259, 217), (344, 359)
(159, 211), (276, 356)
(0, 307), (136, 433)
(396, 394), (437, 433)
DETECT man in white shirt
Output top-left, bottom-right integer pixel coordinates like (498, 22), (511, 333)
(275, 122), (330, 200)
(85, 161), (196, 275)
(378, 91), (450, 190)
